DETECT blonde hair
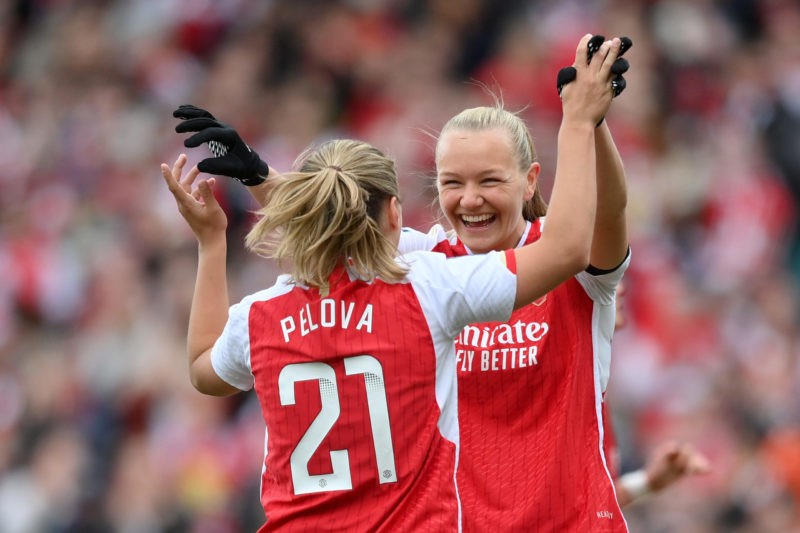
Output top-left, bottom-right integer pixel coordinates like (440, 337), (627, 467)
(435, 106), (548, 220)
(246, 139), (407, 292)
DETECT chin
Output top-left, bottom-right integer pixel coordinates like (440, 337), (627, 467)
(463, 239), (494, 254)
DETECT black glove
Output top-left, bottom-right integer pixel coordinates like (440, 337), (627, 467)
(173, 105), (269, 186)
(556, 36), (632, 98)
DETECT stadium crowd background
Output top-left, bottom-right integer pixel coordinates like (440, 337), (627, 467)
(0, 0), (798, 531)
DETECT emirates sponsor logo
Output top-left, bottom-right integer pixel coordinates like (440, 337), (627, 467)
(455, 319), (550, 373)
(456, 320), (549, 348)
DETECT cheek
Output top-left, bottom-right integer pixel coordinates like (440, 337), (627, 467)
(438, 190), (458, 216)
(493, 188), (525, 218)
(507, 178), (532, 200)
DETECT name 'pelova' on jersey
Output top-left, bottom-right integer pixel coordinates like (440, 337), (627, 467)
(280, 299), (374, 343)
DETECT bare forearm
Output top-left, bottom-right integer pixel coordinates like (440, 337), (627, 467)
(596, 122), (627, 213)
(591, 122), (628, 268)
(513, 119), (596, 308)
(247, 166), (284, 208)
(546, 119), (597, 264)
(187, 237), (230, 364)
(513, 33), (617, 309)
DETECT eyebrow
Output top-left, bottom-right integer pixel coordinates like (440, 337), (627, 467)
(437, 169), (510, 179)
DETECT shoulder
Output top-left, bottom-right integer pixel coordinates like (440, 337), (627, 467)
(400, 250), (448, 273)
(232, 275), (296, 313)
(575, 248), (631, 303)
(402, 250), (516, 335)
(403, 250), (509, 284)
(399, 224), (460, 254)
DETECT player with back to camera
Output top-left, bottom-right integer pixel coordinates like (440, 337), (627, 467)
(162, 34), (621, 532)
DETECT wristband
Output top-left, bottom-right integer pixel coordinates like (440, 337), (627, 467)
(618, 469), (650, 501)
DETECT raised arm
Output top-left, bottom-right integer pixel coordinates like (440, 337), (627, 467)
(161, 154), (239, 396)
(590, 108), (629, 271)
(559, 37), (632, 271)
(512, 35), (621, 309)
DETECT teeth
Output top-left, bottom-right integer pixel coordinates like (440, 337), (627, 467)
(462, 214), (493, 223)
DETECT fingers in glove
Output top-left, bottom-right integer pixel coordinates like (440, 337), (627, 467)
(619, 36), (632, 57)
(197, 155), (244, 177)
(586, 35), (606, 63)
(558, 57), (624, 96)
(611, 57), (629, 76)
(184, 127), (238, 148)
(559, 35), (632, 99)
(611, 76), (627, 97)
(560, 34), (611, 94)
(557, 66), (577, 95)
(173, 105), (215, 120)
(175, 116), (223, 134)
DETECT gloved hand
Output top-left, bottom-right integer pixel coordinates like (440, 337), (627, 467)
(556, 35), (632, 98)
(173, 105), (269, 186)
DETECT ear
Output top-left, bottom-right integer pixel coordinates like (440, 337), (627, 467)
(523, 162), (541, 201)
(386, 196), (402, 231)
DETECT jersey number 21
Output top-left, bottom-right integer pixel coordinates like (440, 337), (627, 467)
(279, 355), (398, 495)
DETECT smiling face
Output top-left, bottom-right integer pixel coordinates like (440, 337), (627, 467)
(436, 127), (539, 254)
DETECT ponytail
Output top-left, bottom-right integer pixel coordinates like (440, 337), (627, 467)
(246, 139), (407, 292)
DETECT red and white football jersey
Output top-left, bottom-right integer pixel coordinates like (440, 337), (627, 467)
(211, 251), (517, 532)
(400, 220), (630, 532)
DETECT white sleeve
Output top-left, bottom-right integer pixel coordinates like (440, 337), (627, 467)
(397, 225), (450, 254)
(210, 299), (255, 391)
(406, 251), (516, 340)
(540, 216), (630, 303)
(576, 248), (631, 304)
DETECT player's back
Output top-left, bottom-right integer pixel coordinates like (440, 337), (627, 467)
(247, 268), (460, 532)
(212, 250), (517, 531)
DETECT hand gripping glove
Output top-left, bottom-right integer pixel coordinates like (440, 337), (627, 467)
(556, 35), (632, 98)
(173, 105), (269, 186)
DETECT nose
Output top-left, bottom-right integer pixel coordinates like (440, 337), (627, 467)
(460, 182), (484, 209)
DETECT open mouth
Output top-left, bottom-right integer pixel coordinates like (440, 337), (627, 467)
(461, 214), (495, 228)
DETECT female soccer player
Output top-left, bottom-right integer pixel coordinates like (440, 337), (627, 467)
(162, 33), (620, 532)
(387, 38), (631, 531)
(382, 34), (636, 531)
(406, 104), (630, 532)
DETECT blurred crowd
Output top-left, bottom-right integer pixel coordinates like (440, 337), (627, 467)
(0, 0), (799, 531)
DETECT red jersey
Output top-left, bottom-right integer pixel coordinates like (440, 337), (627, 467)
(603, 401), (621, 480)
(211, 251), (517, 531)
(400, 221), (630, 532)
